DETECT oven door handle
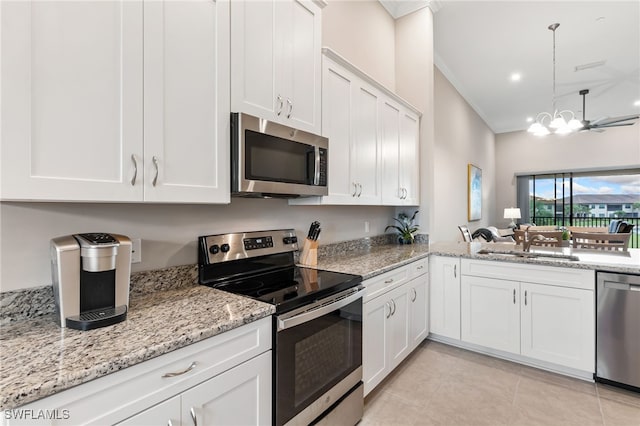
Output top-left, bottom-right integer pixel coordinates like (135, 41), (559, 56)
(277, 288), (363, 331)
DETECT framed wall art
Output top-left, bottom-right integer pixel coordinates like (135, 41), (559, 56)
(467, 163), (482, 221)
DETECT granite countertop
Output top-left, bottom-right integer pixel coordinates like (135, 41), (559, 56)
(429, 241), (640, 274)
(0, 283), (274, 410)
(314, 243), (430, 279)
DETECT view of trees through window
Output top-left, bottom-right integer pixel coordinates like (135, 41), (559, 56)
(517, 170), (640, 248)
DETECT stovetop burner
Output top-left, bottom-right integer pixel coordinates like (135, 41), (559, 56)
(198, 230), (362, 314)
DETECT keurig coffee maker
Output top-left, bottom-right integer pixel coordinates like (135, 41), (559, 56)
(50, 233), (132, 330)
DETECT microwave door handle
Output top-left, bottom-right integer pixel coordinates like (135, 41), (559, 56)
(314, 146), (321, 186)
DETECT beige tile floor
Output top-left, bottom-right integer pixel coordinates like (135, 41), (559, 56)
(362, 340), (640, 426)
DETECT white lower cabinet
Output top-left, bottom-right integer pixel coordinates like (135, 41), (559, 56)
(458, 259), (595, 374)
(363, 259), (428, 396)
(12, 318), (272, 426)
(520, 282), (594, 372)
(118, 352), (271, 426)
(429, 256), (461, 339)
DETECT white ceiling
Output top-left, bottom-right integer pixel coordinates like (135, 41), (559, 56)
(381, 0), (640, 134)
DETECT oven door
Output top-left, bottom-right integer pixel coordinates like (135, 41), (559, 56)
(275, 287), (363, 426)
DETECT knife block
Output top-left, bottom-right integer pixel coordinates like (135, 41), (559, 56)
(300, 238), (318, 267)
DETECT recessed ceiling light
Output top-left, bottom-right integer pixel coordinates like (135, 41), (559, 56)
(526, 117), (533, 123)
(510, 73), (521, 82)
(634, 100), (640, 107)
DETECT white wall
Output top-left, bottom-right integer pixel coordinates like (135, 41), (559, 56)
(432, 67), (496, 242)
(322, 0), (396, 90)
(0, 200), (393, 291)
(495, 125), (640, 217)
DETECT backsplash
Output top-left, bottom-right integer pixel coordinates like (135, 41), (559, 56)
(0, 233), (428, 325)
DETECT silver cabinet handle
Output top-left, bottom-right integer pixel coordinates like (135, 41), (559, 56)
(417, 265), (424, 270)
(404, 188), (408, 199)
(524, 290), (528, 306)
(152, 156), (159, 187)
(385, 302), (391, 318)
(384, 278), (394, 284)
(130, 154), (138, 186)
(190, 407), (197, 426)
(357, 183), (362, 197)
(162, 361), (197, 378)
(276, 95), (283, 116)
(513, 289), (516, 304)
(411, 288), (417, 302)
(454, 264), (457, 278)
(390, 299), (396, 316)
(352, 182), (358, 197)
(286, 98), (293, 118)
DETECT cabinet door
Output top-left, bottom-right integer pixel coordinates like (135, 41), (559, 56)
(380, 99), (401, 205)
(461, 276), (520, 354)
(321, 58), (357, 203)
(230, 0), (277, 120)
(117, 396), (180, 426)
(143, 0), (229, 203)
(363, 295), (390, 396)
(182, 351), (272, 426)
(388, 285), (411, 370)
(352, 84), (381, 204)
(521, 282), (595, 372)
(280, 0), (321, 134)
(399, 111), (420, 205)
(1, 0), (143, 201)
(429, 256), (461, 339)
(409, 276), (429, 351)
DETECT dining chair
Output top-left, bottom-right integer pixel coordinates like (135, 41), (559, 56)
(571, 232), (630, 251)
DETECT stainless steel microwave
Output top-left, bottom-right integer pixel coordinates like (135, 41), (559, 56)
(231, 113), (328, 198)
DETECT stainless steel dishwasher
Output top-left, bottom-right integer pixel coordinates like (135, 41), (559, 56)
(596, 272), (640, 391)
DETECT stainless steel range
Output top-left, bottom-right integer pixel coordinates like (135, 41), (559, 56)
(198, 229), (364, 425)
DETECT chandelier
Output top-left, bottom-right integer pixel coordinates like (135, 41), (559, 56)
(527, 23), (583, 136)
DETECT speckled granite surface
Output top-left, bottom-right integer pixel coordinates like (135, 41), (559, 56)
(0, 284), (274, 410)
(314, 240), (431, 279)
(429, 241), (640, 274)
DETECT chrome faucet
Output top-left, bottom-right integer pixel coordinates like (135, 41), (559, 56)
(522, 233), (544, 252)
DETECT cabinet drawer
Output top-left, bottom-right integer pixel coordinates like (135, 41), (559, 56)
(364, 266), (409, 302)
(409, 258), (428, 279)
(461, 259), (594, 290)
(17, 317), (272, 426)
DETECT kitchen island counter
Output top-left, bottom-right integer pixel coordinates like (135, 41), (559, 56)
(0, 280), (274, 411)
(429, 241), (640, 274)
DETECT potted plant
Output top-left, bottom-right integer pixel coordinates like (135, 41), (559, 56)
(386, 210), (419, 244)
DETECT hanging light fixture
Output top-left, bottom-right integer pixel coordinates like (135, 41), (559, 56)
(527, 23), (583, 136)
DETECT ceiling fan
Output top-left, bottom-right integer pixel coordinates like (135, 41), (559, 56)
(579, 89), (639, 132)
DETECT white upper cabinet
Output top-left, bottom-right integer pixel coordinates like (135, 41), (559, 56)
(231, 0), (322, 135)
(1, 0), (230, 204)
(290, 49), (421, 207)
(1, 0), (144, 201)
(143, 0), (230, 203)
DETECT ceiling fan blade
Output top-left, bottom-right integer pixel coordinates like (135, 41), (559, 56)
(591, 114), (639, 126)
(591, 122), (636, 128)
(589, 116), (609, 125)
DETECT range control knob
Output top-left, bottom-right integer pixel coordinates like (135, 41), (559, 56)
(209, 244), (220, 255)
(283, 236), (298, 245)
(220, 243), (231, 253)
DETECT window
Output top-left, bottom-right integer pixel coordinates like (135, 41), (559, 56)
(516, 169), (639, 247)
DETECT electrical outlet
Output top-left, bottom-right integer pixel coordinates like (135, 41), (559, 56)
(364, 221), (370, 233)
(131, 238), (142, 264)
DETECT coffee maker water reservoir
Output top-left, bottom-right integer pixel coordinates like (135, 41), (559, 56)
(50, 233), (132, 330)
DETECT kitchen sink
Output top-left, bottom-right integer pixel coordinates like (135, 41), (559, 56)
(475, 248), (580, 261)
